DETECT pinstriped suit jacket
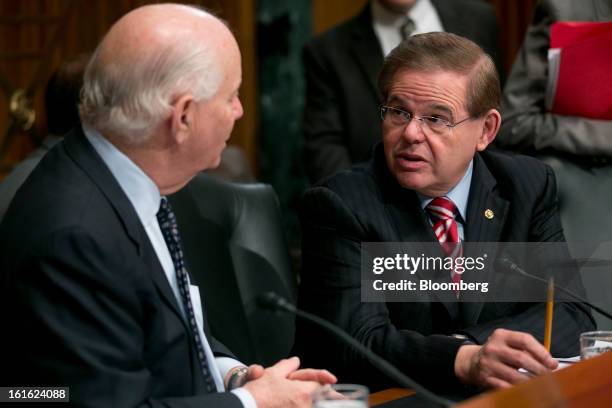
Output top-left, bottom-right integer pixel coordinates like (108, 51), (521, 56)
(303, 0), (504, 183)
(295, 144), (595, 391)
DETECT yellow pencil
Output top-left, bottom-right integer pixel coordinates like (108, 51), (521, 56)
(544, 277), (554, 352)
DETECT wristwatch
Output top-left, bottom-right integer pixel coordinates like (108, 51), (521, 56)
(452, 334), (468, 340)
(452, 333), (475, 345)
(227, 366), (249, 390)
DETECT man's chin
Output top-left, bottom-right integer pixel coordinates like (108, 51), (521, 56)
(208, 158), (222, 170)
(202, 152), (223, 171)
(394, 174), (424, 191)
(393, 173), (437, 195)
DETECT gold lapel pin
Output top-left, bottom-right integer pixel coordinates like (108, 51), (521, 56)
(484, 209), (494, 219)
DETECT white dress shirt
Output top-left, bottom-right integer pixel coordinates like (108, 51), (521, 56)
(84, 126), (256, 408)
(372, 0), (444, 56)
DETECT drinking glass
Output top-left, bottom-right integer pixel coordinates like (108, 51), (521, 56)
(580, 331), (612, 360)
(312, 384), (369, 408)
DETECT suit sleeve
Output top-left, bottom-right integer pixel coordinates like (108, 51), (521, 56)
(7, 227), (242, 408)
(461, 166), (596, 356)
(297, 187), (466, 388)
(497, 0), (612, 156)
(302, 42), (352, 184)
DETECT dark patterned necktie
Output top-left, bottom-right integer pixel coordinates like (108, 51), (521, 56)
(426, 197), (464, 291)
(156, 197), (216, 393)
(400, 17), (416, 41)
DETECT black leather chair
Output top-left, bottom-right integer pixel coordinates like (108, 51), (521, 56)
(169, 173), (296, 365)
(539, 155), (612, 330)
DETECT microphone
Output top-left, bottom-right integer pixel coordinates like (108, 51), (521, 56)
(496, 257), (612, 321)
(258, 292), (454, 408)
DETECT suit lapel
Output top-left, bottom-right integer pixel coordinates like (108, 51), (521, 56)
(63, 128), (185, 323)
(349, 5), (384, 102)
(432, 0), (452, 29)
(432, 0), (467, 34)
(464, 155), (508, 243)
(374, 147), (459, 319)
(385, 193), (462, 317)
(461, 154), (509, 326)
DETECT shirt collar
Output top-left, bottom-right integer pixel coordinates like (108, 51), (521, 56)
(418, 160), (473, 223)
(83, 124), (161, 223)
(409, 0), (440, 32)
(371, 0), (434, 29)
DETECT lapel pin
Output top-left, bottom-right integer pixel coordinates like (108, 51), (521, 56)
(484, 209), (494, 219)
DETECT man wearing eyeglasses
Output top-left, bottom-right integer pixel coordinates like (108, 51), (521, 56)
(295, 32), (594, 393)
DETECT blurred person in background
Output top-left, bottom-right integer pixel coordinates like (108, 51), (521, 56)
(302, 0), (503, 184)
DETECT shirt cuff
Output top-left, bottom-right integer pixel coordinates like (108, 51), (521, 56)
(231, 387), (257, 408)
(452, 332), (479, 344)
(216, 357), (245, 387)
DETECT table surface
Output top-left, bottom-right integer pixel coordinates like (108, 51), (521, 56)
(370, 388), (415, 406)
(457, 350), (612, 407)
(368, 351), (612, 407)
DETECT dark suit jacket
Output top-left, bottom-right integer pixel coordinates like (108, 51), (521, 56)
(0, 127), (242, 407)
(303, 0), (504, 183)
(295, 144), (595, 391)
(498, 0), (612, 158)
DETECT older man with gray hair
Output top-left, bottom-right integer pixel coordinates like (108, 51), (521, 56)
(296, 31), (594, 393)
(0, 4), (334, 407)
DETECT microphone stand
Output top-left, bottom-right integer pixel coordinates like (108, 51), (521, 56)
(498, 258), (612, 321)
(258, 292), (455, 407)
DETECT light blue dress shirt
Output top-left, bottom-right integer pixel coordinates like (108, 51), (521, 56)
(84, 126), (256, 408)
(418, 160), (473, 241)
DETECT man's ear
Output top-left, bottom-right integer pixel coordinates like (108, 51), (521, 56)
(476, 108), (501, 151)
(170, 94), (195, 145)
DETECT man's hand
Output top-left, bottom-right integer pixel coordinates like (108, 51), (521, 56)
(246, 364), (265, 381)
(454, 328), (558, 389)
(243, 357), (337, 408)
(287, 367), (337, 384)
(241, 360), (336, 384)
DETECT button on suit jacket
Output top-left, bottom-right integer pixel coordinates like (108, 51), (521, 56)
(295, 144), (595, 391)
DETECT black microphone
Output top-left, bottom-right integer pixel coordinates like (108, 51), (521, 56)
(496, 257), (612, 321)
(258, 292), (455, 408)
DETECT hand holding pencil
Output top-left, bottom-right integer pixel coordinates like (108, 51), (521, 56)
(455, 328), (558, 388)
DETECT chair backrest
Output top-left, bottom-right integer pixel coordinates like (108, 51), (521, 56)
(539, 155), (612, 330)
(169, 173), (296, 365)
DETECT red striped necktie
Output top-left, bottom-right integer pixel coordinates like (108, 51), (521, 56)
(426, 197), (463, 288)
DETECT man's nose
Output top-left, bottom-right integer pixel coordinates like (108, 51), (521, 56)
(234, 97), (244, 119)
(401, 117), (425, 144)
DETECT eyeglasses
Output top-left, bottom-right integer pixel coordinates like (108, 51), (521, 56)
(380, 105), (472, 134)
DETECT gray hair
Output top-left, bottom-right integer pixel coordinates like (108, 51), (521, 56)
(79, 29), (222, 144)
(378, 32), (500, 117)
